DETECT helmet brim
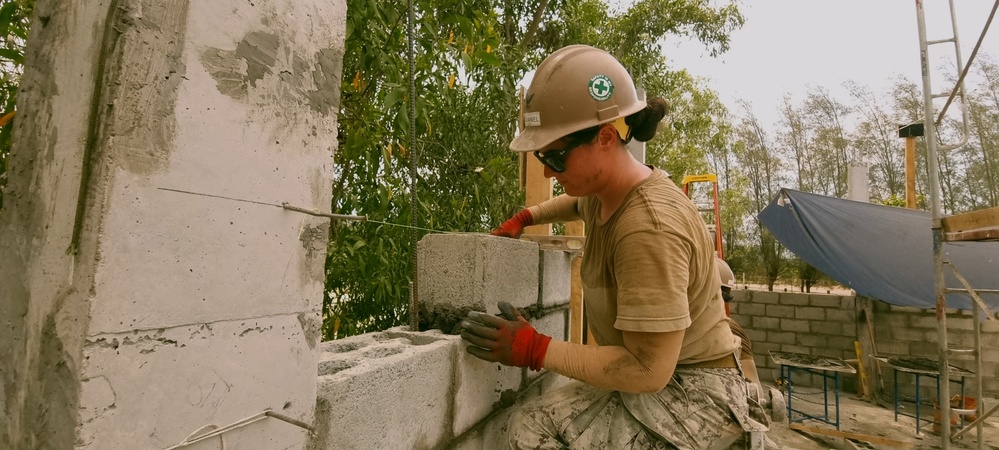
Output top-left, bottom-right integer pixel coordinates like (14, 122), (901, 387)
(509, 127), (562, 153)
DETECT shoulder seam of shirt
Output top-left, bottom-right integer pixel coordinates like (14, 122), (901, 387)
(635, 188), (664, 230)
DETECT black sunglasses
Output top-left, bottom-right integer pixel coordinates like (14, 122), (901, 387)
(533, 138), (590, 173)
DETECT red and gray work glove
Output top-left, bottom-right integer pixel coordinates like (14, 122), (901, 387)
(460, 301), (551, 371)
(491, 209), (534, 239)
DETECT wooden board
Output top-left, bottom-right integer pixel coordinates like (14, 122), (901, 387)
(523, 156), (552, 236)
(519, 234), (584, 252)
(945, 226), (999, 242)
(942, 206), (999, 241)
(788, 424), (916, 449)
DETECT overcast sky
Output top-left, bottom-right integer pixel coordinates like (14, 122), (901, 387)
(667, 1), (999, 125)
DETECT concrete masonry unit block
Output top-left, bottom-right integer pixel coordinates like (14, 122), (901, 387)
(315, 326), (549, 448)
(452, 342), (525, 437)
(314, 329), (457, 450)
(540, 249), (573, 308)
(418, 234), (540, 332)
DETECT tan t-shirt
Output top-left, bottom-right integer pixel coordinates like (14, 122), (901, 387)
(530, 168), (738, 363)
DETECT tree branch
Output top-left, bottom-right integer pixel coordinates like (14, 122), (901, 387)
(520, 0), (549, 49)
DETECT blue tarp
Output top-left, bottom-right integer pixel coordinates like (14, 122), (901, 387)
(757, 189), (999, 311)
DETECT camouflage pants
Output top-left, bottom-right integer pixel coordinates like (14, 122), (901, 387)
(507, 367), (770, 450)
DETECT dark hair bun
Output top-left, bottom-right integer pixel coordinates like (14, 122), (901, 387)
(625, 97), (669, 142)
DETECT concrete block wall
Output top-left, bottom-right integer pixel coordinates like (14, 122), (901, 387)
(0, 1), (346, 449)
(870, 301), (999, 399)
(309, 234), (998, 448)
(730, 291), (860, 393)
(310, 235), (574, 450)
(729, 290), (999, 400)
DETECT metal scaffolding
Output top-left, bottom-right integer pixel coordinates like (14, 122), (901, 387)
(914, 1), (999, 448)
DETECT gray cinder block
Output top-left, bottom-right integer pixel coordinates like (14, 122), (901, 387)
(540, 250), (573, 308)
(417, 234), (540, 333)
(313, 330), (457, 450)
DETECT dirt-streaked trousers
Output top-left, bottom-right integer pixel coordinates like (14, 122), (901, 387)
(507, 367), (770, 450)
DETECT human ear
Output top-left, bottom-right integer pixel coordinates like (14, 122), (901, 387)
(595, 124), (619, 147)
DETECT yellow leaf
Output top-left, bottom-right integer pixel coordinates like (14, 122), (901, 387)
(398, 144), (407, 157)
(352, 71), (361, 90)
(486, 45), (492, 54)
(448, 73), (455, 89)
(448, 31), (454, 44)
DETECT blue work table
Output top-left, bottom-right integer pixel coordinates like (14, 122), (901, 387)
(873, 355), (975, 435)
(769, 350), (857, 430)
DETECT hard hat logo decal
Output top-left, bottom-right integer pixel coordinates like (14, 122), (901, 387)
(588, 75), (614, 101)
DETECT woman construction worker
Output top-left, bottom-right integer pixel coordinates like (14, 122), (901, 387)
(717, 257), (762, 387)
(459, 45), (770, 449)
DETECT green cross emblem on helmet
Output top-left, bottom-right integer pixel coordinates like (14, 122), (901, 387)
(588, 75), (614, 101)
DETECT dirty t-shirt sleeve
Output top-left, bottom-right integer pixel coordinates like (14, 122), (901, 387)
(527, 194), (582, 224)
(613, 230), (693, 332)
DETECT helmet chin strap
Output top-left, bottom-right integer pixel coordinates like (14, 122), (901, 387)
(610, 117), (632, 143)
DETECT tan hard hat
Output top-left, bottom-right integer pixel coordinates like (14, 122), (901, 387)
(716, 258), (735, 289)
(510, 45), (646, 152)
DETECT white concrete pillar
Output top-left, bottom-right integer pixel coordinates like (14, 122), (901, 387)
(847, 162), (870, 203)
(0, 1), (346, 449)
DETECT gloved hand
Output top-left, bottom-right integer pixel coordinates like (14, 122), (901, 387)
(491, 209), (534, 239)
(460, 301), (551, 371)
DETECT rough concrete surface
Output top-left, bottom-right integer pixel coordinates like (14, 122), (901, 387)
(418, 234), (543, 333)
(1, 0), (347, 448)
(312, 329), (457, 450)
(0, 2), (115, 448)
(539, 249), (573, 308)
(452, 341), (524, 438)
(79, 315), (318, 449)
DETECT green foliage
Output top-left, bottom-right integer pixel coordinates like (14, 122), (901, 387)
(326, 0), (745, 339)
(0, 0), (31, 213)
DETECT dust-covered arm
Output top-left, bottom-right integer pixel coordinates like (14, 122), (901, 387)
(542, 330), (683, 394)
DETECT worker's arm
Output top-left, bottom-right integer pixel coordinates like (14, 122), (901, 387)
(492, 194), (580, 238)
(461, 304), (683, 394)
(527, 194), (581, 224)
(729, 319), (761, 386)
(542, 330), (683, 394)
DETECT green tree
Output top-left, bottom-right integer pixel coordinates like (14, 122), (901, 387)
(803, 86), (853, 197)
(845, 80), (907, 202)
(733, 100), (786, 291)
(326, 0), (744, 339)
(962, 55), (999, 209)
(0, 0), (32, 213)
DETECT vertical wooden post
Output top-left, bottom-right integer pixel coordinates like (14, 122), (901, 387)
(523, 158), (553, 236)
(519, 85), (552, 236)
(898, 123), (924, 209)
(565, 221), (585, 344)
(905, 137), (917, 209)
